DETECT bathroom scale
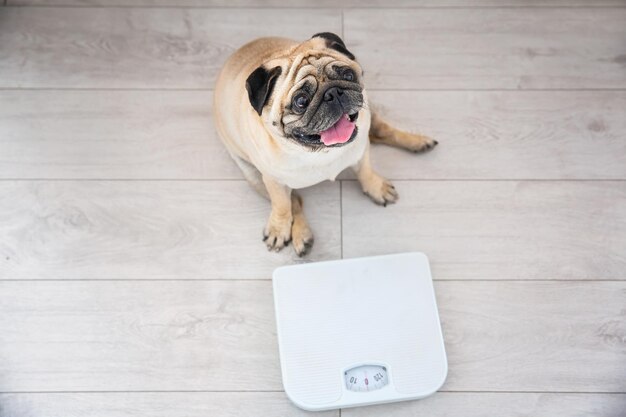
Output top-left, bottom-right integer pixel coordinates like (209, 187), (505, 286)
(272, 252), (448, 411)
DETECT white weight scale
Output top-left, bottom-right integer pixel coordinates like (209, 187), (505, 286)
(272, 252), (447, 411)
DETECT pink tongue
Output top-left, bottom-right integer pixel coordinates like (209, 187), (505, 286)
(320, 115), (355, 146)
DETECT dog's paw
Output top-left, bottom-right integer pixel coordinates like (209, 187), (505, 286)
(291, 217), (314, 257)
(400, 132), (438, 153)
(362, 176), (398, 207)
(263, 214), (293, 252)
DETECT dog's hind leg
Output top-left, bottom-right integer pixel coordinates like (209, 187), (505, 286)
(230, 154), (270, 199)
(369, 112), (438, 153)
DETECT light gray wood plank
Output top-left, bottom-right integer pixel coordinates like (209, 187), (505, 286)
(365, 90), (626, 180)
(2, 393), (625, 417)
(2, 90), (624, 181)
(0, 281), (624, 392)
(9, 0), (626, 6)
(0, 8), (341, 88)
(342, 181), (626, 279)
(0, 90), (242, 180)
(8, 0), (341, 6)
(0, 181), (340, 279)
(343, 393), (626, 417)
(437, 281), (626, 392)
(0, 392), (339, 417)
(345, 8), (626, 89)
(345, 0), (626, 5)
(0, 281), (278, 391)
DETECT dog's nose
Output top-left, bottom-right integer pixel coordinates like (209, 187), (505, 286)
(324, 87), (344, 102)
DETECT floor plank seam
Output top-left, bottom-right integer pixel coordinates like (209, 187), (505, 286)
(1, 390), (624, 395)
(1, 279), (624, 282)
(4, 5), (626, 10)
(0, 178), (625, 182)
(0, 88), (215, 91)
(0, 390), (286, 394)
(442, 390), (626, 395)
(2, 88), (626, 92)
(341, 8), (345, 40)
(0, 278), (277, 282)
(2, 5), (343, 10)
(344, 179), (626, 182)
(367, 88), (626, 92)
(340, 180), (344, 260)
(359, 5), (626, 9)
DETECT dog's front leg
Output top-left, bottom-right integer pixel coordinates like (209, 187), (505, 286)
(262, 175), (293, 252)
(290, 191), (314, 257)
(352, 144), (398, 207)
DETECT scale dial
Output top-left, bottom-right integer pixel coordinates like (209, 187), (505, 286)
(344, 365), (389, 392)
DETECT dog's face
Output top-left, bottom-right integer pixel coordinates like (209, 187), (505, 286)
(246, 33), (364, 150)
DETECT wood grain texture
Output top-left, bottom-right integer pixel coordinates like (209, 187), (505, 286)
(0, 281), (280, 391)
(0, 7), (341, 88)
(0, 393), (339, 417)
(346, 0), (626, 5)
(1, 1), (625, 410)
(344, 8), (626, 89)
(364, 90), (626, 180)
(0, 90), (242, 180)
(8, 0), (626, 6)
(0, 181), (340, 279)
(7, 0), (341, 6)
(437, 281), (626, 392)
(2, 91), (624, 181)
(4, 8), (626, 89)
(342, 393), (626, 417)
(0, 280), (624, 392)
(1, 393), (624, 417)
(342, 181), (626, 280)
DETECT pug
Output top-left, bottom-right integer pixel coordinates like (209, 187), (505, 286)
(214, 33), (437, 256)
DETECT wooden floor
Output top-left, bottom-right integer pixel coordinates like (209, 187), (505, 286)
(1, 1), (625, 416)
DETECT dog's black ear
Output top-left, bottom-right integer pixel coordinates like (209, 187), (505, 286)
(312, 32), (355, 60)
(245, 65), (282, 116)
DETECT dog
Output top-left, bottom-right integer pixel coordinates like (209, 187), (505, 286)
(214, 32), (437, 256)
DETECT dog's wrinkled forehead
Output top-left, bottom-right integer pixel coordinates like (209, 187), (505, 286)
(283, 34), (356, 79)
(278, 36), (358, 94)
(291, 55), (340, 86)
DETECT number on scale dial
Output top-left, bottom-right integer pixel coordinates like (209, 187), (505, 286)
(344, 365), (389, 392)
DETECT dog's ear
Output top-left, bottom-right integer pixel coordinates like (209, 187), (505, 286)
(312, 32), (355, 60)
(245, 65), (282, 116)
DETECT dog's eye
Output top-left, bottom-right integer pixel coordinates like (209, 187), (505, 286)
(342, 69), (355, 82)
(293, 93), (310, 111)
